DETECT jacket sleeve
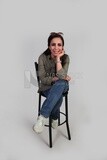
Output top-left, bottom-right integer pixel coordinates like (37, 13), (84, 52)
(56, 55), (70, 79)
(38, 55), (53, 85)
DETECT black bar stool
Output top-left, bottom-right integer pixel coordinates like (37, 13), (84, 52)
(34, 62), (71, 148)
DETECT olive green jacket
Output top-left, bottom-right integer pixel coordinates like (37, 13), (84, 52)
(38, 53), (70, 91)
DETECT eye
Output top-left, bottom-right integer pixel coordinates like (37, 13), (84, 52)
(58, 43), (62, 46)
(51, 43), (56, 46)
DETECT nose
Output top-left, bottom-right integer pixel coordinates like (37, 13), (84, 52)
(54, 44), (58, 50)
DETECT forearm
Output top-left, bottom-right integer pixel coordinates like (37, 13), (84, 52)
(56, 57), (62, 71)
(56, 61), (69, 79)
(55, 54), (70, 79)
(40, 76), (53, 85)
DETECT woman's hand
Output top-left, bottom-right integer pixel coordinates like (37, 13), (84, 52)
(64, 75), (71, 81)
(56, 49), (65, 59)
(52, 75), (71, 82)
(52, 76), (59, 82)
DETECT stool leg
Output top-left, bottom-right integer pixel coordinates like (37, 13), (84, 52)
(58, 110), (60, 126)
(49, 116), (52, 148)
(38, 93), (41, 116)
(65, 95), (71, 140)
(66, 121), (71, 140)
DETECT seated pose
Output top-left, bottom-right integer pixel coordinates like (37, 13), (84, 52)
(33, 32), (71, 133)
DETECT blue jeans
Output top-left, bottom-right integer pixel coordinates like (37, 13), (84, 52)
(40, 79), (69, 120)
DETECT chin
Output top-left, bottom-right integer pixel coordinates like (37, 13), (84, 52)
(52, 53), (57, 57)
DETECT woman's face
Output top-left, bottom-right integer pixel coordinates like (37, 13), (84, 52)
(49, 37), (63, 57)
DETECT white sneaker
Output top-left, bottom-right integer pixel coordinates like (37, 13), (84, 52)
(51, 119), (58, 129)
(33, 115), (46, 134)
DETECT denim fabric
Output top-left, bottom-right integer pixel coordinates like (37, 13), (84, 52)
(40, 79), (69, 119)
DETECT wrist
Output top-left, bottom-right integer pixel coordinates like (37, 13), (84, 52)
(56, 60), (61, 63)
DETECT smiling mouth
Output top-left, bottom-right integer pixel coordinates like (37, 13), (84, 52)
(53, 51), (59, 53)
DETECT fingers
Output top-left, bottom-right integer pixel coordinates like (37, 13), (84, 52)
(65, 75), (71, 81)
(52, 76), (59, 81)
(57, 50), (65, 58)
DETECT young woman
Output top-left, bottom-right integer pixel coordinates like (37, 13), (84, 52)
(33, 32), (71, 133)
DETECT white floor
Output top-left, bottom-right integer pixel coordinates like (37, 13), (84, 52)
(0, 89), (107, 160)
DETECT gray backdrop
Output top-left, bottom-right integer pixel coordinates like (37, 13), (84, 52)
(0, 0), (107, 160)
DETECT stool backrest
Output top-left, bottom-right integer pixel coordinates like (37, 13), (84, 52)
(34, 62), (40, 87)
